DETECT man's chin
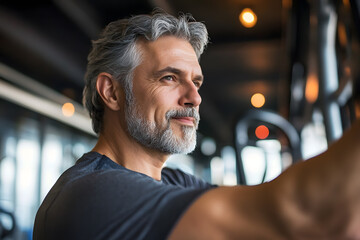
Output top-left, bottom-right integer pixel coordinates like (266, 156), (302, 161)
(170, 123), (196, 135)
(158, 128), (197, 154)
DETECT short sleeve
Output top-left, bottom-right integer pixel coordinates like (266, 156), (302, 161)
(35, 168), (214, 240)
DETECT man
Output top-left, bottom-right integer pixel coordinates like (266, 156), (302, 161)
(34, 10), (360, 239)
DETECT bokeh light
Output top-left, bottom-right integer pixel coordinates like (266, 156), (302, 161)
(239, 8), (257, 28)
(255, 125), (269, 139)
(305, 74), (319, 103)
(251, 93), (265, 108)
(62, 102), (75, 117)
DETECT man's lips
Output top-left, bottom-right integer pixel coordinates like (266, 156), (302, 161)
(172, 117), (195, 126)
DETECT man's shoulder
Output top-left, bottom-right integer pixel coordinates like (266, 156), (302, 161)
(49, 152), (121, 189)
(54, 152), (154, 196)
(34, 153), (216, 240)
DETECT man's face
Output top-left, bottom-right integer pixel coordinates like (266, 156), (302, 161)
(125, 36), (203, 154)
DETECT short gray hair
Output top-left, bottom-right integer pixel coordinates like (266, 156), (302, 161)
(83, 9), (209, 134)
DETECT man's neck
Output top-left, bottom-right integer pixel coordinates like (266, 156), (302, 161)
(92, 127), (168, 181)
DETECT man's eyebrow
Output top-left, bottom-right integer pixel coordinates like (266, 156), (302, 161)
(153, 67), (181, 78)
(153, 66), (204, 81)
(193, 74), (204, 82)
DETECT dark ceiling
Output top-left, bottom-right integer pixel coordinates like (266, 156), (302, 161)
(0, 0), (292, 147)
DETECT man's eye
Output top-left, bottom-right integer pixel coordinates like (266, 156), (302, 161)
(162, 75), (174, 81)
(193, 81), (202, 88)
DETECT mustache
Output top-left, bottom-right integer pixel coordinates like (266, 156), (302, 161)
(165, 108), (200, 125)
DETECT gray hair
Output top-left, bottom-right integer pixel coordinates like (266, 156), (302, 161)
(83, 9), (209, 134)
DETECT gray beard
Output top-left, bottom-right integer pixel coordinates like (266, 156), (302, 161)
(125, 102), (199, 154)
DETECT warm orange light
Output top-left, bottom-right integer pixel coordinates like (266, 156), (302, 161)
(355, 100), (360, 119)
(62, 102), (75, 117)
(345, 66), (351, 76)
(338, 23), (347, 47)
(282, 0), (292, 9)
(251, 93), (265, 108)
(255, 125), (269, 140)
(239, 8), (257, 28)
(305, 74), (319, 103)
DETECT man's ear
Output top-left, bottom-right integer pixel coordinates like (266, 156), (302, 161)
(96, 72), (122, 111)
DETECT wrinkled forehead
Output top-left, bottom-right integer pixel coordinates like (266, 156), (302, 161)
(135, 35), (202, 75)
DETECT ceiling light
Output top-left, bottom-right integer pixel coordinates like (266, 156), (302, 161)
(62, 102), (75, 117)
(251, 93), (265, 108)
(239, 8), (257, 28)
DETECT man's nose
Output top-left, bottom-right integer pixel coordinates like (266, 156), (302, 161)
(178, 82), (202, 108)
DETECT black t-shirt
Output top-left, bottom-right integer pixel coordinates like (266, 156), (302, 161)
(33, 152), (215, 240)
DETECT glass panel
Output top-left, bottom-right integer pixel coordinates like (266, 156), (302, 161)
(241, 146), (266, 185)
(256, 139), (282, 182)
(241, 139), (283, 185)
(221, 146), (237, 186)
(0, 136), (16, 211)
(40, 132), (63, 202)
(301, 111), (328, 159)
(210, 156), (224, 185)
(16, 138), (40, 233)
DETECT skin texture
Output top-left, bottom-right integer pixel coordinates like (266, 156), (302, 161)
(92, 35), (360, 239)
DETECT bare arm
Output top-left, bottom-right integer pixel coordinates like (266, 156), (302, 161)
(169, 120), (360, 239)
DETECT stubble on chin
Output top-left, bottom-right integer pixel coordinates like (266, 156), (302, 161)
(125, 104), (199, 154)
